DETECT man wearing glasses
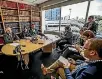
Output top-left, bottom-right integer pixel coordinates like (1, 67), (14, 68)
(64, 38), (102, 79)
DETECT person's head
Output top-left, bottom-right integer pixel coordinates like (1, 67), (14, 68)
(83, 38), (102, 60)
(79, 27), (87, 35)
(88, 16), (94, 22)
(31, 24), (35, 29)
(5, 27), (12, 34)
(65, 25), (71, 32)
(82, 30), (95, 42)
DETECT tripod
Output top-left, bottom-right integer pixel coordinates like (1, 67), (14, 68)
(13, 45), (25, 70)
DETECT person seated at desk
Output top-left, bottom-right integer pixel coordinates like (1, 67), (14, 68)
(21, 26), (31, 39)
(29, 24), (38, 37)
(4, 27), (20, 44)
(2, 27), (20, 79)
(56, 25), (73, 50)
(29, 24), (48, 40)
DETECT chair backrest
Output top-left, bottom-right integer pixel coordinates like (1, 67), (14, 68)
(0, 37), (4, 45)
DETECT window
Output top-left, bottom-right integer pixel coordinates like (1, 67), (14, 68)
(88, 0), (102, 35)
(43, 0), (102, 38)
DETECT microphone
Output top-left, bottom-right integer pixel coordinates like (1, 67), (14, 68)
(13, 45), (25, 70)
(13, 45), (25, 54)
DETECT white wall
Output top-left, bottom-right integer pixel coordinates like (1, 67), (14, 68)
(41, 10), (46, 33)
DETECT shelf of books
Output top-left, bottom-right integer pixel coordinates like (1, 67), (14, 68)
(0, 1), (41, 45)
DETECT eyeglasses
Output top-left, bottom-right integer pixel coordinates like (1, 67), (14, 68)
(83, 47), (91, 51)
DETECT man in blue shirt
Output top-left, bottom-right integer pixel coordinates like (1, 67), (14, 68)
(64, 38), (102, 79)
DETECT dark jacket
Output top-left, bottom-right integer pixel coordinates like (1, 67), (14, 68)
(83, 21), (98, 34)
(21, 31), (31, 39)
(61, 31), (73, 44)
(4, 33), (19, 44)
(65, 62), (102, 79)
(29, 29), (38, 36)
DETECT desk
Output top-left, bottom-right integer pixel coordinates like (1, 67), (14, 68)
(1, 40), (41, 56)
(1, 34), (60, 56)
(42, 34), (60, 53)
(1, 34), (60, 69)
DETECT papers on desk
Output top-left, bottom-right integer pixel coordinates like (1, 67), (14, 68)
(24, 37), (32, 40)
(58, 56), (68, 65)
(10, 43), (20, 47)
(44, 34), (60, 41)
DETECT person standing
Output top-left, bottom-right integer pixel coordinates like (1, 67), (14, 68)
(83, 15), (98, 34)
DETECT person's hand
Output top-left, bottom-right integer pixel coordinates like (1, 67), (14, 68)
(74, 44), (81, 52)
(41, 64), (48, 75)
(63, 60), (71, 68)
(72, 45), (75, 48)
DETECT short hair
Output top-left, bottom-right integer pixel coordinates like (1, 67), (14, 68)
(31, 24), (35, 27)
(88, 16), (94, 19)
(82, 30), (95, 38)
(65, 25), (71, 31)
(89, 39), (102, 58)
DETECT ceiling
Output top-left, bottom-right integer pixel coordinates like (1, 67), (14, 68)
(7, 0), (91, 10)
(23, 0), (48, 4)
(7, 0), (49, 4)
(40, 0), (90, 10)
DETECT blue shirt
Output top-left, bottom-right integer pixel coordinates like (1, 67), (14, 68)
(65, 62), (102, 79)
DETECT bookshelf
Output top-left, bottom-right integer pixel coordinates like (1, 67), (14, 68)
(0, 8), (4, 46)
(0, 1), (41, 45)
